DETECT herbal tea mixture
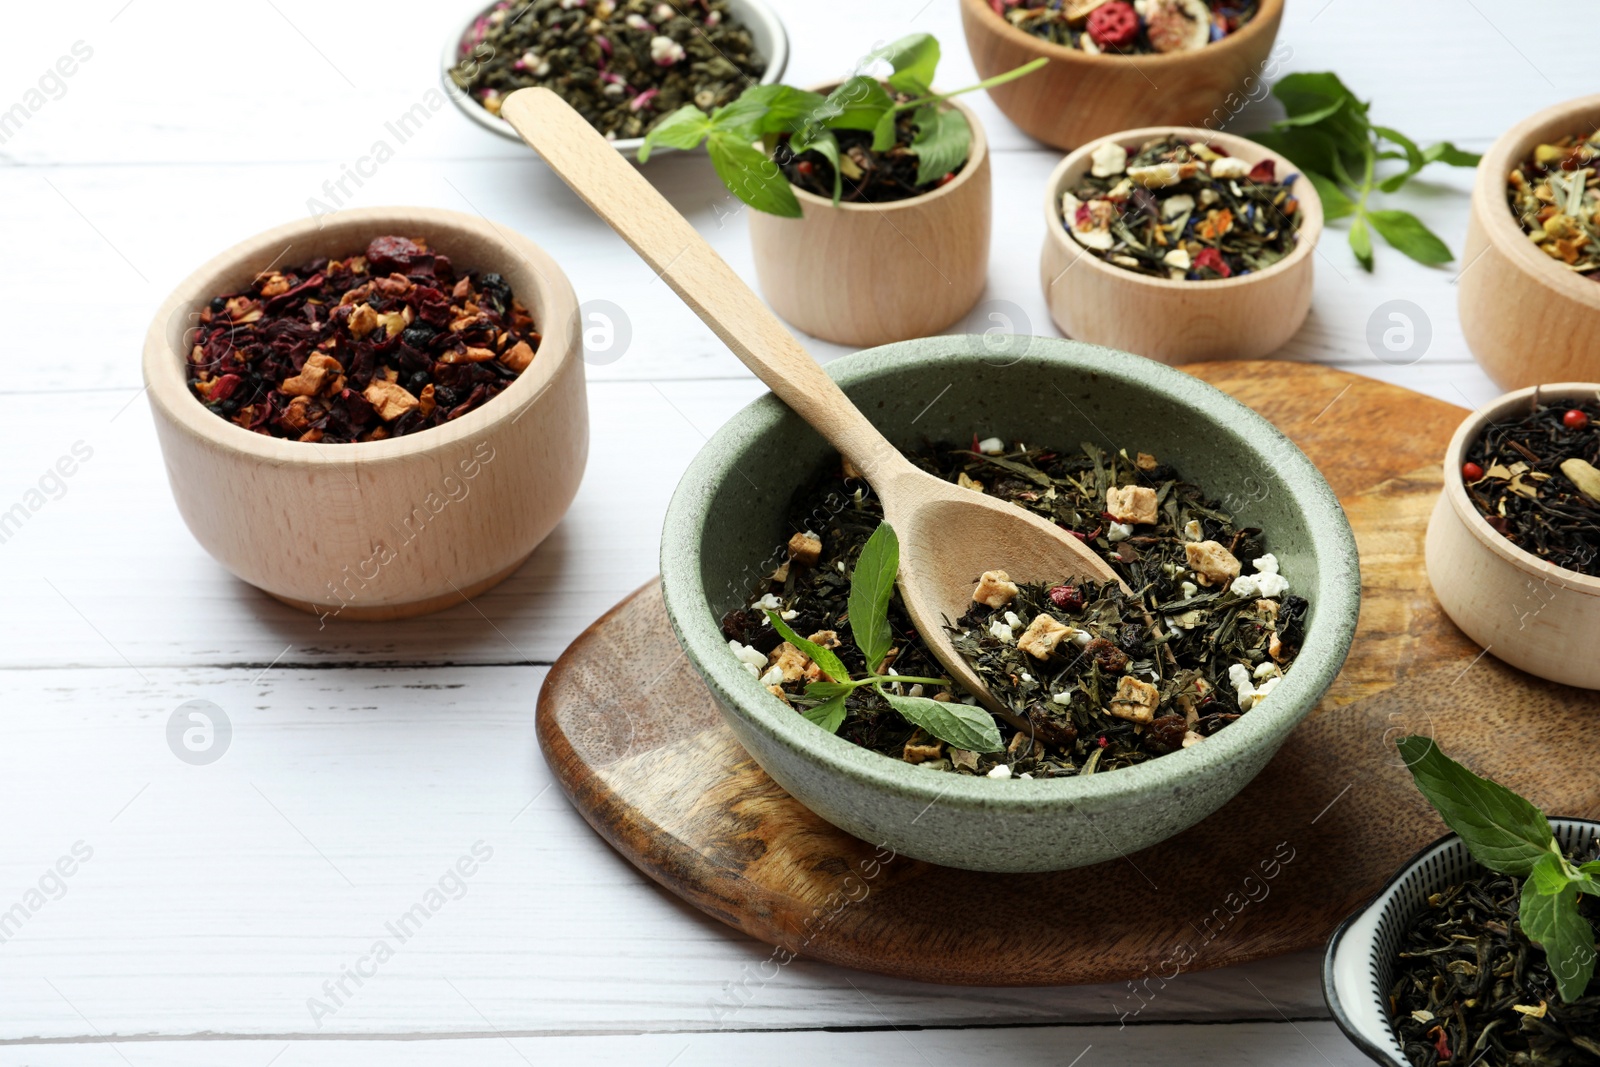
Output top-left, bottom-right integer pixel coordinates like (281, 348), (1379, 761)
(1251, 72), (1479, 269)
(723, 440), (1308, 778)
(639, 34), (1042, 214)
(1060, 133), (1302, 280)
(1390, 738), (1600, 1067)
(1507, 128), (1600, 280)
(992, 0), (1256, 54)
(449, 0), (765, 141)
(1462, 400), (1600, 577)
(185, 237), (539, 443)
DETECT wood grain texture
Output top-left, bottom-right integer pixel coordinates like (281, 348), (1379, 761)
(536, 361), (1600, 985)
(1459, 94), (1600, 390)
(959, 0), (1286, 150)
(1424, 382), (1600, 689)
(141, 206), (588, 618)
(746, 96), (992, 347)
(1040, 128), (1322, 364)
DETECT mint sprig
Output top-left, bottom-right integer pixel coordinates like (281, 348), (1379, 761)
(1250, 73), (1479, 270)
(765, 520), (1003, 754)
(638, 34), (1043, 217)
(1396, 736), (1598, 1002)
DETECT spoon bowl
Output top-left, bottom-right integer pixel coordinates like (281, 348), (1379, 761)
(501, 87), (1119, 716)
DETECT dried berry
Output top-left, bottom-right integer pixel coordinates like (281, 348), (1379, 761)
(1461, 461), (1484, 482)
(183, 236), (539, 443)
(1085, 637), (1130, 674)
(1564, 408), (1591, 430)
(1144, 715), (1190, 755)
(1048, 584), (1084, 610)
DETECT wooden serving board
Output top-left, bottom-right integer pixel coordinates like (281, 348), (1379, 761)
(536, 361), (1600, 987)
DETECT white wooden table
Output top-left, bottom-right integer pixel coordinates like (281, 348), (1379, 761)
(1, 0), (1582, 1062)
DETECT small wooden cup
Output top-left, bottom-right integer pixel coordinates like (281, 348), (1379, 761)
(143, 206), (588, 621)
(960, 0), (1286, 151)
(1459, 95), (1600, 391)
(1425, 383), (1600, 690)
(747, 94), (990, 348)
(1038, 127), (1321, 364)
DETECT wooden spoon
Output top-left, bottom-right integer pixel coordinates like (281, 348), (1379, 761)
(501, 88), (1122, 725)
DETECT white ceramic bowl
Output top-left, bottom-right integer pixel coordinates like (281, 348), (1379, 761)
(441, 0), (789, 156)
(1324, 818), (1600, 1065)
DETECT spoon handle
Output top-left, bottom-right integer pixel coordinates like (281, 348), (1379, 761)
(501, 88), (908, 482)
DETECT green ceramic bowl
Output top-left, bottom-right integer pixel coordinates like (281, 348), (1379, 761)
(660, 337), (1359, 873)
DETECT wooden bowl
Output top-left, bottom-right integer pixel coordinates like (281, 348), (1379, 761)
(1459, 95), (1600, 390)
(960, 0), (1286, 151)
(747, 94), (990, 348)
(1039, 127), (1321, 364)
(1424, 383), (1600, 689)
(143, 206), (587, 621)
(442, 0), (790, 158)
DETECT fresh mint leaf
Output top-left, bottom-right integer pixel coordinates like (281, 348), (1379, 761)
(878, 33), (940, 96)
(1349, 215), (1374, 270)
(910, 104), (969, 187)
(713, 85), (827, 139)
(1368, 208), (1454, 265)
(638, 104), (714, 162)
(1273, 97), (1348, 129)
(1395, 737), (1556, 876)
(1250, 127), (1343, 184)
(848, 522), (899, 674)
(1374, 125), (1425, 192)
(880, 691), (1003, 753)
(1520, 879), (1597, 1004)
(792, 126), (845, 203)
(804, 681), (856, 700)
(803, 694), (848, 733)
(765, 610), (849, 683)
(1307, 172), (1356, 220)
(809, 76), (895, 133)
(1531, 852), (1572, 896)
(871, 108), (898, 153)
(1424, 141), (1482, 167)
(707, 136), (801, 218)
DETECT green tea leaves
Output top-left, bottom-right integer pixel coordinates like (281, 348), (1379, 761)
(910, 104), (970, 187)
(1520, 879), (1597, 1004)
(1250, 71), (1476, 270)
(803, 695), (848, 734)
(1396, 736), (1555, 876)
(765, 610), (848, 682)
(881, 692), (1003, 753)
(1367, 209), (1453, 265)
(848, 522), (899, 674)
(1397, 736), (1599, 1004)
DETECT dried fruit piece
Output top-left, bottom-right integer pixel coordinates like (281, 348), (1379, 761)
(1086, 1), (1139, 48)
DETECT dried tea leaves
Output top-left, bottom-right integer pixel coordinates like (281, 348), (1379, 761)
(1508, 128), (1600, 280)
(449, 0), (765, 142)
(1061, 133), (1302, 280)
(186, 237), (539, 443)
(1464, 399), (1600, 576)
(995, 0), (1257, 54)
(726, 440), (1307, 778)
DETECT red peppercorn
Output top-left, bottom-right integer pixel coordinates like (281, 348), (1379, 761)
(795, 160), (814, 177)
(1087, 1), (1139, 48)
(1461, 461), (1484, 482)
(1563, 408), (1590, 430)
(1048, 584), (1084, 610)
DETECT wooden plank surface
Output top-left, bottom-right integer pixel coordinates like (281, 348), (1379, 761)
(2, 0), (1588, 1059)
